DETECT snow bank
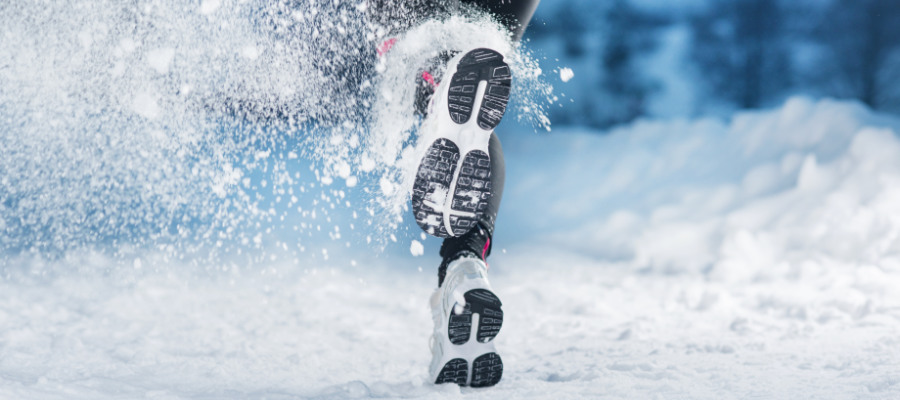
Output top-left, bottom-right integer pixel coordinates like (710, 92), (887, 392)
(487, 97), (900, 398)
(502, 97), (900, 282)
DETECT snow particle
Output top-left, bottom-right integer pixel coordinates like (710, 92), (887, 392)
(241, 45), (260, 60)
(379, 177), (395, 196)
(132, 92), (160, 119)
(200, 0), (221, 15)
(336, 162), (351, 179)
(345, 176), (358, 188)
(119, 38), (137, 53)
(359, 157), (376, 172)
(78, 31), (93, 49)
(560, 67), (574, 83)
(146, 48), (175, 74)
(410, 240), (424, 257)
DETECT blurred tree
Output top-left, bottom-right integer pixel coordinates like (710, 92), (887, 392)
(527, 0), (665, 129)
(690, 0), (792, 109)
(595, 0), (664, 127)
(554, 0), (588, 58)
(815, 0), (900, 111)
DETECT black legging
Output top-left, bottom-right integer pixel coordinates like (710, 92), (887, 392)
(368, 0), (540, 42)
(369, 0), (540, 258)
(480, 131), (504, 241)
(465, 0), (540, 41)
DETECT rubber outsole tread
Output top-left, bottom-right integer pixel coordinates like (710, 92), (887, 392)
(435, 358), (468, 385)
(448, 301), (473, 345)
(466, 289), (503, 343)
(449, 150), (491, 236)
(434, 354), (504, 388)
(470, 353), (503, 388)
(447, 289), (504, 345)
(411, 139), (460, 237)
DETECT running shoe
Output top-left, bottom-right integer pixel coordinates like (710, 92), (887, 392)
(411, 48), (512, 238)
(428, 254), (504, 387)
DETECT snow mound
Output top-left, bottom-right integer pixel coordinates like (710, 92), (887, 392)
(504, 97), (900, 282)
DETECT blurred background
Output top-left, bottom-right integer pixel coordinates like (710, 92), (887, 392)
(524, 0), (900, 129)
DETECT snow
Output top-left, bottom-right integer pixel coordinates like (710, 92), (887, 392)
(379, 177), (395, 196)
(501, 97), (900, 276)
(199, 0), (222, 15)
(410, 240), (425, 257)
(146, 48), (176, 74)
(345, 176), (359, 188)
(3, 98), (900, 398)
(132, 92), (161, 119)
(0, 0), (550, 252)
(2, 0), (900, 396)
(240, 45), (260, 61)
(559, 67), (575, 83)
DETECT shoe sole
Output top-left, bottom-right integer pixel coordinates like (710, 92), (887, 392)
(435, 289), (504, 387)
(412, 48), (511, 238)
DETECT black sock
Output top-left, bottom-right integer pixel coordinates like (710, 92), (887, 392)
(437, 223), (492, 286)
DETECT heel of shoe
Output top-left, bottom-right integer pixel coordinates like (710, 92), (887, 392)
(434, 352), (503, 387)
(470, 352), (503, 388)
(446, 288), (503, 345)
(447, 48), (512, 130)
(434, 358), (469, 385)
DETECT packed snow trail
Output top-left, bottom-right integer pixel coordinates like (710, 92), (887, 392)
(0, 251), (897, 399)
(2, 99), (900, 399)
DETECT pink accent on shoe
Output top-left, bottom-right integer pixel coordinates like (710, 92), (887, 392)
(422, 71), (439, 88)
(481, 237), (490, 261)
(377, 38), (397, 56)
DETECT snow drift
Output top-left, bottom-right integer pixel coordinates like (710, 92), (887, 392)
(502, 97), (900, 282)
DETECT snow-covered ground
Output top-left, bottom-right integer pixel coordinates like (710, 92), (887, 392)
(3, 98), (900, 399)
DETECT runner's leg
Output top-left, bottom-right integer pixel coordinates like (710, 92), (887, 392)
(460, 0), (540, 41)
